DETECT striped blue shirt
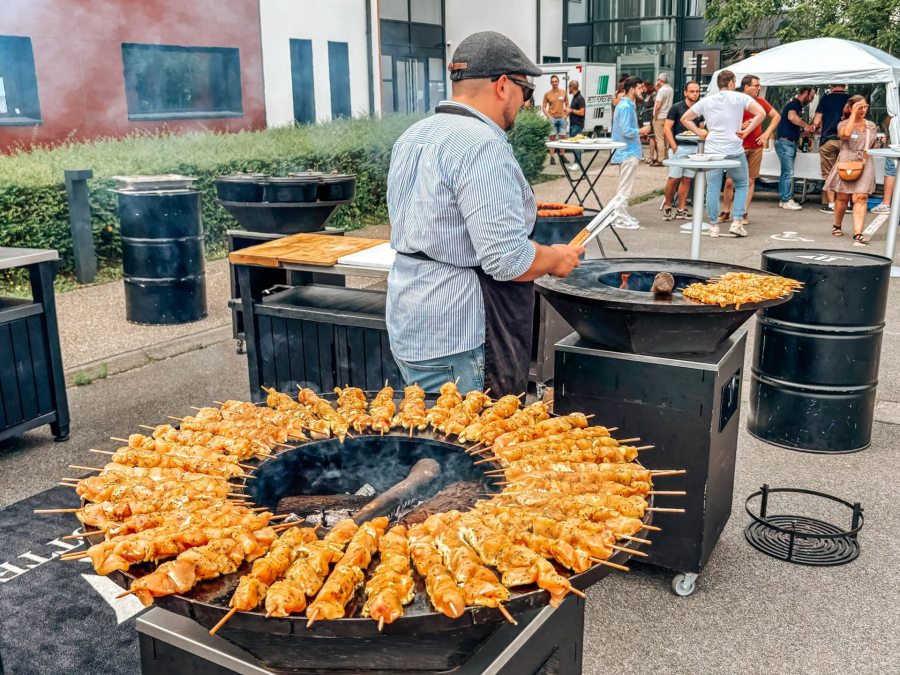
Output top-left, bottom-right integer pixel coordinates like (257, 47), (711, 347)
(386, 101), (537, 362)
(612, 97), (642, 164)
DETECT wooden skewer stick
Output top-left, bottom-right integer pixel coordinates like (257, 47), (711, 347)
(493, 482), (512, 486)
(168, 417), (185, 422)
(261, 386), (274, 394)
(209, 607), (238, 635)
(470, 448), (492, 456)
(620, 535), (652, 545)
(646, 507), (685, 513)
(591, 558), (630, 571)
(250, 507), (270, 512)
(634, 445), (655, 451)
(641, 524), (662, 532)
(213, 401), (226, 406)
(239, 474), (257, 480)
(111, 437), (130, 443)
(58, 482), (78, 488)
(190, 407), (205, 412)
(409, 426), (413, 439)
(568, 587), (587, 598)
(378, 617), (385, 632)
(227, 493), (248, 499)
(466, 440), (487, 454)
(116, 589), (139, 599)
(616, 437), (640, 443)
(268, 514), (290, 520)
(649, 490), (686, 496)
(516, 392), (526, 399)
(61, 532), (92, 540)
(70, 465), (104, 472)
(237, 463), (257, 470)
(306, 608), (320, 628)
(35, 508), (80, 513)
(473, 457), (498, 466)
(90, 449), (115, 456)
(650, 470), (686, 476)
(497, 603), (517, 625)
(610, 544), (648, 557)
(61, 553), (88, 561)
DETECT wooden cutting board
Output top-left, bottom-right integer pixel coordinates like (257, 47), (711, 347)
(229, 233), (389, 268)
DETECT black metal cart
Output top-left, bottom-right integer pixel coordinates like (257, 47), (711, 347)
(0, 247), (69, 442)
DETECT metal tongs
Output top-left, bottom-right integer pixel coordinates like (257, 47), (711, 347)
(567, 192), (628, 247)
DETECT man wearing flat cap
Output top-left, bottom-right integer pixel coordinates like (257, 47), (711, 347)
(386, 31), (584, 396)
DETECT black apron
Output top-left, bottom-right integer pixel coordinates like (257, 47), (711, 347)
(396, 104), (535, 396)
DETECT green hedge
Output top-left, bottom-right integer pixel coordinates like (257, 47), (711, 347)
(0, 109), (550, 275)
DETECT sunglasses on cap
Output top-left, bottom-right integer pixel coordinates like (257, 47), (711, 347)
(491, 74), (536, 102)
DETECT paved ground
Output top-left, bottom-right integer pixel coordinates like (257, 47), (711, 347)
(3, 172), (899, 674)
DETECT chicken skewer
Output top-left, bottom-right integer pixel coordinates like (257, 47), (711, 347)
(478, 437), (639, 465)
(485, 460), (656, 484)
(362, 524), (415, 630)
(487, 413), (591, 450)
(297, 387), (352, 442)
(209, 524), (321, 635)
(261, 389), (332, 439)
(121, 527), (279, 606)
(264, 518), (359, 617)
(75, 473), (238, 504)
(334, 387), (374, 434)
(306, 517), (389, 625)
(117, 435), (249, 466)
(189, 406), (309, 442)
(472, 401), (552, 446)
(69, 515), (279, 575)
(457, 395), (522, 442)
(471, 425), (617, 455)
(99, 446), (249, 479)
(426, 382), (464, 429)
(68, 494), (248, 529)
(137, 424), (272, 459)
(368, 384), (397, 434)
(473, 500), (652, 540)
(392, 384), (428, 431)
(174, 414), (295, 448)
(496, 477), (655, 498)
(441, 390), (493, 436)
(407, 523), (466, 618)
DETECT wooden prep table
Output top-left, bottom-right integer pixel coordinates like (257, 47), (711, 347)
(229, 233), (398, 402)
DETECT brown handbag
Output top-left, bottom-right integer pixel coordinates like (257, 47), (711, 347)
(836, 125), (870, 182)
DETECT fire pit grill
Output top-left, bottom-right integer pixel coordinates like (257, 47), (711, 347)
(536, 258), (793, 355)
(93, 392), (651, 672)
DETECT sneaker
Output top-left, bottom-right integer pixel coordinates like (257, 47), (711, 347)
(549, 156), (556, 165)
(820, 204), (834, 214)
(663, 207), (674, 221)
(729, 221), (748, 237)
(871, 203), (892, 214)
(567, 163), (580, 172)
(780, 199), (802, 211)
(709, 224), (720, 238)
(676, 208), (692, 220)
(615, 216), (640, 230)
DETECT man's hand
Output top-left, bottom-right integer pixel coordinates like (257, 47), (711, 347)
(756, 133), (770, 147)
(549, 244), (585, 277)
(736, 128), (750, 140)
(698, 129), (709, 139)
(639, 125), (652, 136)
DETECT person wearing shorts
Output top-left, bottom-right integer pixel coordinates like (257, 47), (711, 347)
(662, 80), (704, 220)
(873, 119), (895, 214)
(543, 75), (569, 165)
(721, 75), (779, 225)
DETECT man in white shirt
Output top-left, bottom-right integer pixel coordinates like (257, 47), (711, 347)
(681, 70), (766, 238)
(653, 73), (673, 168)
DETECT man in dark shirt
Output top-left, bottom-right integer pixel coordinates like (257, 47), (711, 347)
(814, 84), (851, 213)
(662, 80), (705, 220)
(775, 86), (816, 210)
(565, 80), (586, 169)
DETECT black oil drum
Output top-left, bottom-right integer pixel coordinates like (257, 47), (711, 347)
(748, 248), (891, 453)
(117, 189), (207, 325)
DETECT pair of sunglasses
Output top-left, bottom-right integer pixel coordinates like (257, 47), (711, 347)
(491, 74), (536, 102)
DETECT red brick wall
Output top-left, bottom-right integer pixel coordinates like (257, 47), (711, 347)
(1, 0), (266, 150)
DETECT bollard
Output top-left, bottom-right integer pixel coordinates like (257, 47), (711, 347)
(64, 169), (96, 284)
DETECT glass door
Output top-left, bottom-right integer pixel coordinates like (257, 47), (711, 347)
(395, 57), (428, 114)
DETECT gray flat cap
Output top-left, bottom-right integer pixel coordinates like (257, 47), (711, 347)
(448, 31), (542, 81)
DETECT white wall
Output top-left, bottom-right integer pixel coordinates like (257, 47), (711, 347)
(260, 0), (379, 126)
(445, 2), (538, 66)
(540, 0), (563, 62)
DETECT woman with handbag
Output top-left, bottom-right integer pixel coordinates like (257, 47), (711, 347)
(825, 95), (877, 243)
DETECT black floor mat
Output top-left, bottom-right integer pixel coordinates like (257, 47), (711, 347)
(0, 487), (144, 675)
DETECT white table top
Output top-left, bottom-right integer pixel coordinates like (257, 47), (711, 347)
(675, 134), (702, 144)
(546, 141), (625, 151)
(0, 247), (59, 271)
(663, 159), (740, 170)
(869, 148), (900, 158)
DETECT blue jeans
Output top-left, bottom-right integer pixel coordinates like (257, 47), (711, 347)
(886, 157), (896, 178)
(569, 123), (583, 163)
(775, 139), (798, 203)
(706, 152), (749, 222)
(394, 345), (485, 394)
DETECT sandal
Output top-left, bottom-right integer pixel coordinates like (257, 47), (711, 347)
(853, 233), (869, 244)
(832, 224), (843, 237)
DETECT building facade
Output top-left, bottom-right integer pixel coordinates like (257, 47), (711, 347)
(1, 0), (266, 149)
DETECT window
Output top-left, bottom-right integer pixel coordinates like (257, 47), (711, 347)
(688, 0), (707, 16)
(290, 39), (316, 124)
(380, 0), (409, 20)
(0, 36), (41, 125)
(328, 42), (351, 119)
(428, 57), (445, 109)
(121, 43), (243, 121)
(568, 0), (588, 23)
(411, 0), (441, 24)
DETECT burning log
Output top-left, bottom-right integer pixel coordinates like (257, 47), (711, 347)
(352, 458), (441, 525)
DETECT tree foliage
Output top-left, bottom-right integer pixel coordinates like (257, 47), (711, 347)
(705, 0), (900, 58)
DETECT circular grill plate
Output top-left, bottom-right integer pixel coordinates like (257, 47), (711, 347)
(745, 515), (860, 566)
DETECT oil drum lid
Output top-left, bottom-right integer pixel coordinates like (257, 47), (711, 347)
(319, 173), (356, 184)
(218, 173), (270, 182)
(763, 248), (890, 268)
(269, 175), (321, 184)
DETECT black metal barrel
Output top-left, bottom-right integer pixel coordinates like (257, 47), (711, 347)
(748, 248), (891, 453)
(117, 189), (207, 325)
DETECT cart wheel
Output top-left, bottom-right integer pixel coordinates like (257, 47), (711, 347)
(671, 573), (697, 597)
(235, 339), (245, 355)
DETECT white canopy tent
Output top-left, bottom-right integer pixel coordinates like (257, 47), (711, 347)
(707, 38), (900, 139)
